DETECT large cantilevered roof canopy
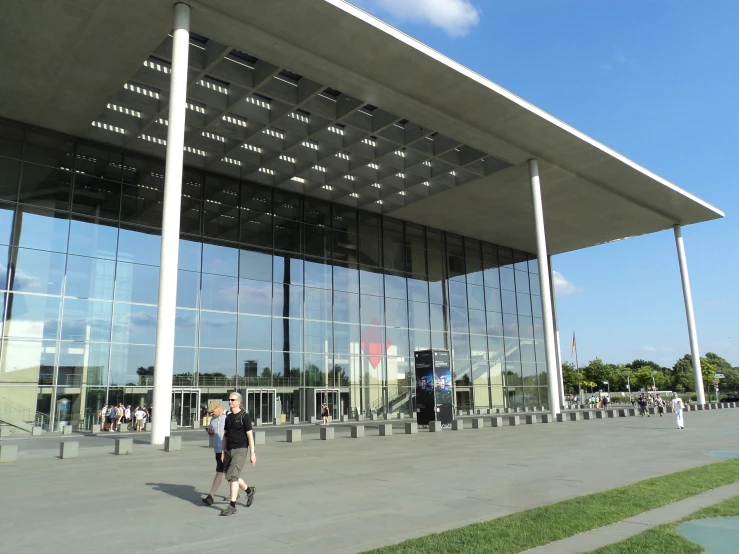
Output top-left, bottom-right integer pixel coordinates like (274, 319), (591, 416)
(0, 0), (723, 255)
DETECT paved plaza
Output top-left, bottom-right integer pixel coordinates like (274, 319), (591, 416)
(1, 409), (738, 553)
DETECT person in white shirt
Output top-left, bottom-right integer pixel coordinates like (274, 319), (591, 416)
(134, 406), (146, 431)
(202, 400), (228, 506)
(671, 392), (685, 429)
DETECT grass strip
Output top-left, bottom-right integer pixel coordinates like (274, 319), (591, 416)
(587, 494), (739, 553)
(363, 458), (739, 554)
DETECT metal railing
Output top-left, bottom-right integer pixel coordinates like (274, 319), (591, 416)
(0, 395), (49, 430)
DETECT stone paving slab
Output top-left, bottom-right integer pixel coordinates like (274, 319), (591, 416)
(523, 482), (739, 553)
(1, 409), (737, 553)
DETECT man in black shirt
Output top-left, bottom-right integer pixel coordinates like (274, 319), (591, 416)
(220, 392), (257, 516)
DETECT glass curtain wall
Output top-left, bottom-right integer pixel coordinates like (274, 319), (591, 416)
(0, 119), (547, 429)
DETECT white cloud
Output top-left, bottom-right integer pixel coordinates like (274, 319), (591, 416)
(642, 346), (658, 353)
(362, 0), (481, 37)
(552, 271), (582, 296)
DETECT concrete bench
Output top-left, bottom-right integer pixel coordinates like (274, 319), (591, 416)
(405, 422), (418, 434)
(61, 425), (73, 435)
(115, 438), (133, 455)
(146, 422), (152, 431)
(341, 415), (350, 422)
(292, 417), (300, 425)
(490, 417), (504, 427)
(351, 426), (365, 438)
(568, 412), (580, 422)
(91, 424), (101, 434)
(118, 426), (128, 433)
(379, 423), (392, 436)
(31, 427), (42, 436)
(556, 413), (567, 423)
(617, 409), (627, 418)
(370, 414), (380, 421)
(0, 444), (17, 463)
(595, 410), (605, 419)
(254, 431), (266, 445)
(286, 429), (301, 442)
(60, 441), (78, 459)
(429, 421), (442, 432)
(525, 415), (536, 425)
(273, 418), (282, 425)
(169, 421), (177, 431)
(606, 410), (618, 418)
(541, 414), (553, 423)
(192, 421), (200, 430)
(508, 416), (520, 426)
(320, 427), (334, 440)
(628, 408), (637, 416)
(164, 436), (181, 452)
(396, 413), (405, 419)
(310, 416), (318, 424)
(451, 420), (464, 431)
(582, 411), (595, 420)
(471, 418), (484, 429)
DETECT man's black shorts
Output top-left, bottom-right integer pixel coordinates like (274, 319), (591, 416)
(215, 452), (224, 473)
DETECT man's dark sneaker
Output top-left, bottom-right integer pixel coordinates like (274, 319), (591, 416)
(202, 494), (214, 506)
(220, 505), (237, 516)
(246, 487), (256, 507)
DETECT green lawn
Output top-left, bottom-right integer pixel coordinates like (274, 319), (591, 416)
(362, 458), (739, 554)
(587, 494), (739, 553)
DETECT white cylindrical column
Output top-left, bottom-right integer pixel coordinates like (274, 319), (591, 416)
(151, 2), (190, 445)
(528, 159), (561, 415)
(674, 225), (706, 405)
(548, 256), (565, 405)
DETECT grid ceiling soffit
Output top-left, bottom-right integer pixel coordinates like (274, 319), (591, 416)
(86, 32), (510, 213)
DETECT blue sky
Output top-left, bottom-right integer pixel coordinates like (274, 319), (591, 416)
(349, 0), (739, 367)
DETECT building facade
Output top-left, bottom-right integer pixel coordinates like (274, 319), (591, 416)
(0, 118), (548, 430)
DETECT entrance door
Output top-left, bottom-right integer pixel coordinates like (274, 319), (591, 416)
(316, 389), (340, 419)
(171, 389), (201, 427)
(244, 388), (276, 423)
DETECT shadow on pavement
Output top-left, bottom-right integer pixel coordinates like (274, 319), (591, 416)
(146, 482), (214, 508)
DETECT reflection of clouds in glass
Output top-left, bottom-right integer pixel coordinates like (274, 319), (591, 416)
(130, 310), (157, 326)
(2, 262), (41, 290)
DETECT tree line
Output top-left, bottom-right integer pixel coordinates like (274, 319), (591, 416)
(562, 352), (738, 395)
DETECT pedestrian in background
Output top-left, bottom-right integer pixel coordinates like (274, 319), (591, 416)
(671, 392), (685, 429)
(219, 392), (256, 516)
(202, 400), (228, 506)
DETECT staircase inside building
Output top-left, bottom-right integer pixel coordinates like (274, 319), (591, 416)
(0, 396), (48, 433)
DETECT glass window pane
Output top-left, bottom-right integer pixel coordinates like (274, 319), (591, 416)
(471, 335), (488, 360)
(469, 309), (486, 335)
(431, 330), (448, 350)
(68, 218), (117, 259)
(385, 297), (408, 328)
(202, 242), (238, 277)
(517, 293), (532, 317)
(304, 320), (332, 353)
(449, 280), (467, 308)
(530, 273), (541, 296)
(272, 352), (302, 380)
(272, 317), (303, 351)
(447, 255), (465, 282)
(0, 119), (24, 159)
(174, 308), (198, 347)
(487, 311), (504, 337)
(334, 291), (359, 324)
(500, 267), (515, 291)
(238, 278), (271, 315)
(273, 252), (302, 285)
(272, 283), (303, 318)
(239, 350), (272, 385)
(361, 294), (384, 327)
(385, 327), (409, 358)
(115, 262), (159, 305)
(304, 257), (332, 289)
(179, 239), (202, 272)
(428, 278), (445, 305)
(531, 295), (543, 319)
(359, 266), (383, 296)
(407, 247), (426, 276)
(503, 312), (519, 337)
(237, 314), (271, 350)
(176, 269), (200, 309)
(0, 206), (14, 246)
(241, 213), (273, 248)
(333, 263), (359, 293)
(515, 270), (530, 294)
(533, 318), (544, 340)
(333, 230), (358, 263)
(65, 255), (115, 300)
(17, 208), (69, 253)
(173, 347), (197, 385)
(199, 348), (236, 381)
(449, 306), (469, 333)
(201, 273), (238, 312)
(0, 340), (56, 385)
(501, 289), (517, 315)
(199, 311), (237, 349)
(489, 336), (504, 363)
(430, 303), (447, 332)
(240, 247), (272, 281)
(407, 277), (428, 303)
(72, 175), (120, 220)
(120, 183), (162, 227)
(385, 273), (407, 300)
(0, 245), (8, 289)
(58, 341), (110, 387)
(305, 286), (331, 321)
(0, 157), (21, 201)
(467, 284), (485, 311)
(334, 323), (360, 356)
(485, 287), (501, 313)
(111, 303), (157, 344)
(409, 301), (429, 331)
(203, 175), (239, 241)
(12, 247), (66, 295)
(60, 298), (112, 342)
(451, 333), (470, 359)
(117, 227), (161, 266)
(109, 343), (154, 387)
(409, 329), (430, 353)
(304, 223), (331, 258)
(4, 293), (60, 339)
(505, 338), (521, 362)
(19, 163), (72, 210)
(273, 217), (301, 253)
(520, 338), (536, 363)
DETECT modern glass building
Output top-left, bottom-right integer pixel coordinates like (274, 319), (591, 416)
(0, 118), (550, 430)
(0, 1), (722, 438)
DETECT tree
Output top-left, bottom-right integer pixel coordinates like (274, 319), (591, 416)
(561, 362), (582, 394)
(672, 355), (696, 392)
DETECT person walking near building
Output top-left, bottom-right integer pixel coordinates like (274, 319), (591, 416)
(219, 392), (256, 516)
(107, 404), (117, 431)
(321, 403), (330, 425)
(99, 404), (108, 430)
(657, 397), (665, 418)
(671, 392), (685, 429)
(202, 400), (228, 506)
